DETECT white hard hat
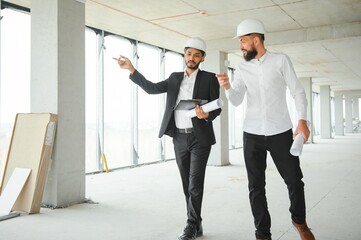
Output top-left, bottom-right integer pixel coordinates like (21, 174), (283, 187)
(234, 19), (266, 38)
(184, 37), (207, 53)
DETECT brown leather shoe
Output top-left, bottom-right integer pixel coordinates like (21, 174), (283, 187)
(293, 221), (315, 240)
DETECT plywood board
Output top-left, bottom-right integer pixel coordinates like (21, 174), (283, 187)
(0, 113), (57, 213)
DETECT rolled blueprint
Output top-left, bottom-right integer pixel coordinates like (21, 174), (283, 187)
(185, 99), (224, 118)
(290, 134), (304, 156)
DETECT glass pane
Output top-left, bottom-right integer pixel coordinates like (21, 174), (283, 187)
(0, 9), (30, 173)
(104, 35), (132, 168)
(85, 29), (97, 173)
(164, 51), (184, 160)
(137, 44), (161, 164)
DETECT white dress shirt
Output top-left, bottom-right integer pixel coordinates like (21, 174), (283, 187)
(174, 69), (199, 129)
(226, 51), (307, 136)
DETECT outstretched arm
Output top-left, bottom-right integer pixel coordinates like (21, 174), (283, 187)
(114, 55), (168, 94)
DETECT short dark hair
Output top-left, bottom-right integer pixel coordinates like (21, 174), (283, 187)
(184, 47), (206, 57)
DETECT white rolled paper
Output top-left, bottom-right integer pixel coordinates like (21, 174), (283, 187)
(185, 99), (224, 118)
(290, 134), (304, 156)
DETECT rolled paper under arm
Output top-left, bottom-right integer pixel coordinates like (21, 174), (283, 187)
(185, 99), (224, 118)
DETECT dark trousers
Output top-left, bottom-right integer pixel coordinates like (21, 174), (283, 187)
(173, 132), (211, 227)
(243, 129), (306, 238)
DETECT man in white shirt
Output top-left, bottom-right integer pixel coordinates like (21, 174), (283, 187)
(216, 19), (315, 240)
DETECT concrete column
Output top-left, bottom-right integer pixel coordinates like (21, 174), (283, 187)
(31, 0), (86, 207)
(201, 50), (229, 166)
(334, 92), (344, 135)
(320, 85), (332, 138)
(353, 98), (359, 119)
(299, 77), (313, 143)
(345, 96), (353, 133)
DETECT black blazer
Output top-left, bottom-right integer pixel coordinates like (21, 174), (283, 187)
(129, 69), (221, 146)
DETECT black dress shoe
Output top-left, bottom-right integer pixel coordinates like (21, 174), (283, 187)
(178, 223), (197, 240)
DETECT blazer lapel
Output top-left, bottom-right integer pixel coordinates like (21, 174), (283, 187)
(192, 70), (202, 99)
(175, 72), (183, 95)
(171, 73), (184, 108)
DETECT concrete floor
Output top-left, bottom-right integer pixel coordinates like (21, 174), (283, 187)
(0, 134), (360, 240)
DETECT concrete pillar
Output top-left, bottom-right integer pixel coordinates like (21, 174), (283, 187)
(345, 96), (353, 133)
(31, 0), (86, 207)
(300, 77), (313, 143)
(320, 85), (332, 138)
(334, 92), (344, 135)
(201, 50), (229, 166)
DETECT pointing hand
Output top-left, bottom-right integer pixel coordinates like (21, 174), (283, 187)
(216, 73), (230, 90)
(113, 55), (136, 74)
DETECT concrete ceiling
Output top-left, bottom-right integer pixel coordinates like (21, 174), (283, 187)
(6, 0), (361, 93)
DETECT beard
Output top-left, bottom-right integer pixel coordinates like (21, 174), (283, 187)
(186, 60), (201, 70)
(243, 48), (258, 61)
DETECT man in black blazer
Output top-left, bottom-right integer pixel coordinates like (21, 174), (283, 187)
(114, 37), (221, 240)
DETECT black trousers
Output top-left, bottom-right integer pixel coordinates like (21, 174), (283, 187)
(243, 129), (306, 238)
(173, 132), (211, 227)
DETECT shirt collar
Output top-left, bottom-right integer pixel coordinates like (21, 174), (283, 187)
(250, 50), (268, 64)
(259, 50), (268, 63)
(184, 68), (199, 79)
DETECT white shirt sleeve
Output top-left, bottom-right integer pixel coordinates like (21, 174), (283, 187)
(225, 67), (247, 107)
(283, 55), (308, 120)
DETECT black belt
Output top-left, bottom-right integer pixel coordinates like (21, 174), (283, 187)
(177, 128), (193, 134)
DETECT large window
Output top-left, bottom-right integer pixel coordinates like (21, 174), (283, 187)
(85, 34), (185, 171)
(85, 29), (97, 172)
(103, 35), (132, 169)
(0, 8), (30, 173)
(137, 43), (162, 164)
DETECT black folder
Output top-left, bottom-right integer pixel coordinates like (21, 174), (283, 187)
(174, 99), (208, 110)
